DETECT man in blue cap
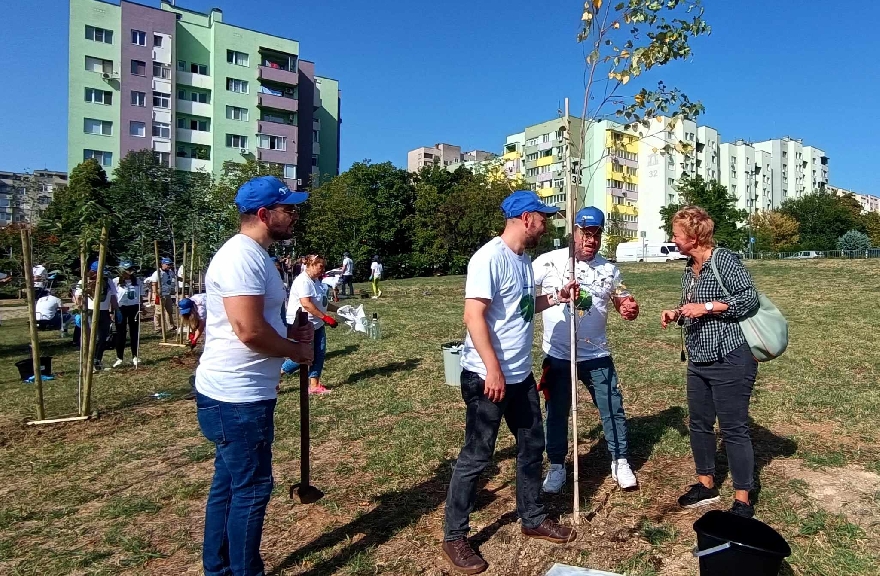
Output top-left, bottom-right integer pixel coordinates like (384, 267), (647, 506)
(150, 256), (177, 334)
(533, 206), (641, 495)
(194, 175), (315, 576)
(442, 190), (579, 574)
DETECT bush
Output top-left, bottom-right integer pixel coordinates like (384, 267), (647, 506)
(836, 229), (871, 252)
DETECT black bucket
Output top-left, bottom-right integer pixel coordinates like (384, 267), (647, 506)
(15, 356), (53, 381)
(693, 510), (791, 576)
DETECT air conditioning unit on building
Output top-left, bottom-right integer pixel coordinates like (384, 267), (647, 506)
(101, 72), (117, 81)
(239, 148), (249, 155)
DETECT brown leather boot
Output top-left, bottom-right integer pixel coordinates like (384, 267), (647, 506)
(441, 538), (488, 574)
(521, 519), (577, 543)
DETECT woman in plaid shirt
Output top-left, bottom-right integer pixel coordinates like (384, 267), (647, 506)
(660, 206), (760, 518)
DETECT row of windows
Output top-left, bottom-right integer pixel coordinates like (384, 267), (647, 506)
(85, 25), (168, 48)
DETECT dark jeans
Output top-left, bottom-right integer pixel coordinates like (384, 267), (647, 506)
(341, 275), (354, 296)
(444, 370), (546, 541)
(85, 310), (112, 361)
(544, 355), (629, 463)
(687, 343), (758, 491)
(196, 392), (276, 576)
(115, 305), (140, 359)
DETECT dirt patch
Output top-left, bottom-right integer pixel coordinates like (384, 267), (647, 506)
(767, 459), (880, 533)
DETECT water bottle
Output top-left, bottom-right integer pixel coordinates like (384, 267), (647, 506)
(370, 313), (381, 340)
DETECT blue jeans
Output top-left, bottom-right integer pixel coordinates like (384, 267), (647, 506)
(544, 355), (629, 464)
(444, 370), (547, 540)
(281, 326), (326, 379)
(196, 392), (276, 576)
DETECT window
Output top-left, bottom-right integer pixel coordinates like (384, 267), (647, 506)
(130, 121), (146, 137)
(84, 149), (112, 166)
(177, 60), (186, 71)
(177, 89), (186, 100)
(191, 63), (208, 75)
(313, 129), (319, 143)
(153, 34), (163, 47)
(226, 78), (249, 93)
(191, 91), (209, 104)
(284, 164), (296, 179)
(257, 134), (286, 151)
(85, 56), (113, 73)
(177, 118), (208, 131)
(131, 29), (146, 45)
(85, 88), (112, 105)
(226, 134), (248, 148)
(154, 152), (170, 166)
(85, 25), (113, 44)
(226, 106), (248, 121)
(153, 63), (171, 79)
(152, 91), (170, 108)
(84, 118), (113, 135)
(312, 155), (318, 167)
(152, 122), (171, 138)
(227, 50), (249, 67)
(131, 90), (146, 106)
(131, 59), (146, 76)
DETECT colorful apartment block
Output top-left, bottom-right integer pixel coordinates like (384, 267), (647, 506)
(68, 0), (340, 189)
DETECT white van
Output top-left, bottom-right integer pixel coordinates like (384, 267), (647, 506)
(616, 242), (686, 263)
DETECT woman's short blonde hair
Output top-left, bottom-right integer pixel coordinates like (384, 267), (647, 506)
(671, 206), (715, 247)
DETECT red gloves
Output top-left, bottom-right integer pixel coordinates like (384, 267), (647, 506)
(321, 315), (338, 328)
(537, 358), (551, 400)
(188, 333), (198, 348)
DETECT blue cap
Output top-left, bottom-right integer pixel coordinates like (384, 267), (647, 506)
(160, 257), (172, 265)
(119, 260), (134, 270)
(500, 190), (559, 219)
(178, 297), (194, 315)
(234, 176), (308, 213)
(90, 261), (99, 272)
(575, 206), (605, 228)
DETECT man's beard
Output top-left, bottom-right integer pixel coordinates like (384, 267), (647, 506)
(267, 218), (294, 241)
(524, 232), (541, 249)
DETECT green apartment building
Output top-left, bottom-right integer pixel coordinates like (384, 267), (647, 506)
(68, 0), (341, 189)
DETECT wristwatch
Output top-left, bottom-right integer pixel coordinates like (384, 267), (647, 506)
(704, 301), (714, 313)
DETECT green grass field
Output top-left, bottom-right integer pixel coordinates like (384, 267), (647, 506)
(0, 259), (878, 575)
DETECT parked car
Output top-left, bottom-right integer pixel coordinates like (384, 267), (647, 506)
(321, 267), (344, 289)
(785, 251), (822, 259)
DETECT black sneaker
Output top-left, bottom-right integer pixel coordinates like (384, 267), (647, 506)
(677, 483), (720, 509)
(729, 500), (755, 518)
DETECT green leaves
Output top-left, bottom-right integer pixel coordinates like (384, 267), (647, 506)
(659, 175), (748, 250)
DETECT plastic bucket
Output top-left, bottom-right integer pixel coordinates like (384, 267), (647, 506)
(693, 510), (791, 576)
(15, 356), (53, 381)
(441, 341), (463, 386)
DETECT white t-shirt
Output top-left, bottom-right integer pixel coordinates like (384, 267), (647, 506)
(286, 271), (328, 329)
(459, 237), (535, 384)
(533, 248), (623, 361)
(190, 293), (207, 321)
(149, 268), (176, 296)
(114, 277), (142, 306)
(33, 265), (47, 288)
(74, 279), (115, 311)
(35, 295), (62, 320)
(342, 257), (353, 276)
(370, 261), (383, 279)
(196, 234), (288, 403)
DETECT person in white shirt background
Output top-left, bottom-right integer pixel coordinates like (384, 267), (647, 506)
(533, 206), (641, 494)
(193, 175), (313, 576)
(340, 251), (354, 297)
(74, 262), (119, 370)
(369, 255), (383, 298)
(32, 264), (47, 291)
(35, 288), (70, 331)
(112, 262), (143, 368)
(149, 257), (177, 333)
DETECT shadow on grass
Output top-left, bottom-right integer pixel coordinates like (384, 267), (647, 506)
(268, 446), (517, 576)
(342, 358), (421, 385)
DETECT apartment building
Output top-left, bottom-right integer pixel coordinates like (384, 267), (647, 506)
(0, 170), (68, 226)
(68, 0), (340, 189)
(829, 185), (880, 214)
(580, 120), (639, 239)
(501, 133), (525, 181)
(719, 140), (773, 213)
(406, 143), (495, 173)
(753, 137), (827, 205)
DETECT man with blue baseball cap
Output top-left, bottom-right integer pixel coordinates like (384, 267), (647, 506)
(533, 206), (641, 495)
(194, 175), (313, 576)
(442, 190), (578, 573)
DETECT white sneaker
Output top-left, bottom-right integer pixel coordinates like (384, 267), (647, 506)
(611, 459), (638, 489)
(542, 463), (567, 494)
(112, 358), (124, 368)
(132, 357), (140, 367)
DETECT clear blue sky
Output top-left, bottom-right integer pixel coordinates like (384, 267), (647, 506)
(1, 0), (876, 195)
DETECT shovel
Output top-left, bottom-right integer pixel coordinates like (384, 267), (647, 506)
(290, 310), (324, 504)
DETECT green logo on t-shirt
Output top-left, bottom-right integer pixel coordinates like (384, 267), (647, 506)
(519, 293), (535, 323)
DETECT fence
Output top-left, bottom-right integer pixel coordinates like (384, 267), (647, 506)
(743, 249), (880, 260)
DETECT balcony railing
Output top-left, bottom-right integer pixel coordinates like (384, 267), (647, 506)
(257, 120), (298, 147)
(259, 65), (298, 86)
(175, 157), (211, 172)
(258, 93), (298, 113)
(257, 147), (296, 164)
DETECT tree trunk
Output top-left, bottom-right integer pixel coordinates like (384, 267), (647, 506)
(20, 229), (45, 421)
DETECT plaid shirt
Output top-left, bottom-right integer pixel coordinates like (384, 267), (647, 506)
(679, 248), (759, 363)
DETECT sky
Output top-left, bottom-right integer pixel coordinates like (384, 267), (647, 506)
(1, 0), (877, 195)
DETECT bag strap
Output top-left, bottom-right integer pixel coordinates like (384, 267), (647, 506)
(708, 248), (732, 298)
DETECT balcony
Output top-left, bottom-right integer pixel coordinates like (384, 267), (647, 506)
(537, 172), (553, 183)
(257, 147), (296, 164)
(176, 71), (212, 90)
(175, 157), (211, 172)
(176, 128), (212, 146)
(284, 177), (300, 190)
(258, 120), (297, 147)
(259, 65), (298, 86)
(177, 99), (212, 117)
(258, 93), (298, 113)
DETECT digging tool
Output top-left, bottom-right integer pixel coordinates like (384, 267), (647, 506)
(290, 310), (324, 504)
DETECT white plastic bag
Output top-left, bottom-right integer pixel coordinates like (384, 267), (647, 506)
(337, 304), (368, 334)
(545, 565), (623, 576)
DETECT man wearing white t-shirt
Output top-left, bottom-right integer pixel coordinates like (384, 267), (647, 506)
(442, 190), (578, 574)
(194, 175), (313, 576)
(340, 252), (354, 297)
(533, 207), (641, 494)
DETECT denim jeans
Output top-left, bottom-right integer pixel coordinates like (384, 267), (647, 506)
(444, 370), (546, 541)
(196, 392), (276, 576)
(281, 326), (326, 379)
(543, 355), (629, 463)
(687, 343), (758, 491)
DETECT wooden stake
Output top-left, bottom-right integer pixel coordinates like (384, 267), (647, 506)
(189, 237), (196, 296)
(81, 225), (108, 416)
(154, 240), (167, 343)
(178, 242), (187, 344)
(78, 242), (89, 414)
(28, 415), (91, 426)
(20, 228), (45, 421)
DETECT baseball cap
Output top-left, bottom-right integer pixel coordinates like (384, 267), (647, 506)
(160, 257), (172, 265)
(574, 206), (605, 228)
(501, 190), (559, 219)
(234, 176), (309, 213)
(119, 260), (135, 270)
(178, 297), (194, 315)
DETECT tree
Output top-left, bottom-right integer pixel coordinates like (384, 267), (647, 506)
(602, 205), (631, 259)
(748, 211), (800, 252)
(659, 175), (748, 250)
(837, 229), (871, 252)
(208, 159), (280, 256)
(861, 211), (880, 247)
(779, 193), (865, 251)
